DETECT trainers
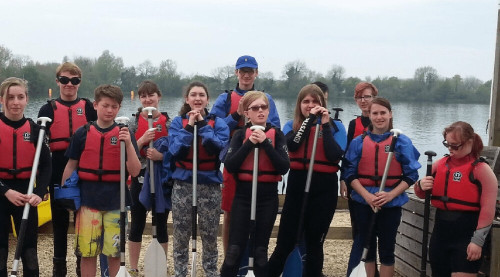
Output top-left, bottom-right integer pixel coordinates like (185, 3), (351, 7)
(128, 269), (139, 277)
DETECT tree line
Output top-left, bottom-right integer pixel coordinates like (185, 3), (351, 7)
(0, 46), (491, 103)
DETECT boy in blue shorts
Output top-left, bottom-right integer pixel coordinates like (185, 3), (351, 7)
(61, 85), (141, 277)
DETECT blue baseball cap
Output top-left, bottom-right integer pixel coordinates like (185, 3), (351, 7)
(235, 55), (258, 69)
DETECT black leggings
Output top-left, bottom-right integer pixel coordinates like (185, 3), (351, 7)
(128, 177), (168, 243)
(268, 170), (338, 277)
(0, 197), (39, 277)
(220, 182), (278, 277)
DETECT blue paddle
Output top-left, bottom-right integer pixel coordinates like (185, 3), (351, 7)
(282, 117), (321, 277)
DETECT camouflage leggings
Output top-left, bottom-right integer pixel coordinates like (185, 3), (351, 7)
(172, 180), (221, 277)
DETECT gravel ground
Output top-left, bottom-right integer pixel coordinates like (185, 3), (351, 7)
(7, 210), (401, 277)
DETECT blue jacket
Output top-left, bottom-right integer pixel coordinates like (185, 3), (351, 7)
(169, 114), (229, 184)
(139, 136), (174, 212)
(210, 88), (281, 130)
(343, 131), (421, 207)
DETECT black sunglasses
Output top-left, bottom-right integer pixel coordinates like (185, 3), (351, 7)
(57, 76), (81, 85)
(442, 140), (463, 150)
(248, 104), (269, 112)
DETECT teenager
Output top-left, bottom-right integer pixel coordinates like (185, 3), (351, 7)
(210, 55), (281, 252)
(0, 77), (52, 277)
(127, 80), (170, 276)
(415, 121), (498, 277)
(169, 81), (229, 277)
(343, 98), (420, 277)
(61, 85), (141, 277)
(268, 84), (346, 276)
(220, 91), (289, 277)
(37, 62), (97, 276)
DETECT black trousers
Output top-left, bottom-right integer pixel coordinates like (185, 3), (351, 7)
(220, 181), (278, 277)
(268, 170), (338, 277)
(0, 196), (39, 277)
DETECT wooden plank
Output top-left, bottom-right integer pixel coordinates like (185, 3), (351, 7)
(395, 256), (420, 277)
(394, 244), (431, 277)
(491, 225), (500, 277)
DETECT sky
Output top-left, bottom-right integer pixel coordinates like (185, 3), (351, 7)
(1, 0), (498, 81)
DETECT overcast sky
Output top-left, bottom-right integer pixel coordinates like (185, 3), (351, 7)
(1, 0), (497, 81)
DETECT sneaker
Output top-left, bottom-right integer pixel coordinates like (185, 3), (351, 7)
(128, 269), (139, 277)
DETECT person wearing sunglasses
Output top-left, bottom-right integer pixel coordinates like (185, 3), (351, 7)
(210, 55), (281, 255)
(343, 97), (420, 277)
(342, 81), (379, 276)
(220, 91), (289, 277)
(37, 62), (97, 277)
(268, 84), (346, 277)
(415, 121), (498, 277)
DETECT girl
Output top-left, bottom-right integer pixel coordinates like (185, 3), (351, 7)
(415, 121), (498, 276)
(343, 97), (420, 277)
(169, 81), (229, 277)
(268, 84), (347, 276)
(127, 80), (171, 276)
(0, 77), (52, 276)
(220, 91), (289, 277)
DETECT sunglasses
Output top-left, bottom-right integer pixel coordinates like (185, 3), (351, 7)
(442, 140), (463, 150)
(247, 104), (269, 112)
(57, 76), (81, 85)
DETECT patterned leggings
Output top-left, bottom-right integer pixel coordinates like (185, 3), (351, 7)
(171, 180), (221, 277)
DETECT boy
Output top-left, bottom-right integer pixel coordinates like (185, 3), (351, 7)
(38, 61), (97, 276)
(61, 85), (141, 277)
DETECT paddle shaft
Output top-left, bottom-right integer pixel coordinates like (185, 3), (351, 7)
(119, 123), (127, 267)
(247, 143), (260, 273)
(420, 151), (436, 277)
(295, 119), (321, 242)
(10, 117), (51, 277)
(361, 130), (401, 260)
(146, 110), (159, 238)
(191, 123), (198, 277)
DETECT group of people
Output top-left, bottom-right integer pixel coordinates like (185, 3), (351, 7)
(0, 55), (497, 277)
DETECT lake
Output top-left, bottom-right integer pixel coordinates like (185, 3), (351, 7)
(23, 94), (490, 187)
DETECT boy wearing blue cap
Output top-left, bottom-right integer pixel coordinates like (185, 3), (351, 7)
(210, 55), (281, 253)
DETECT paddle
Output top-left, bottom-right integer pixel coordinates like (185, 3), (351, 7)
(10, 117), (51, 277)
(115, 116), (131, 277)
(420, 151), (436, 277)
(191, 121), (198, 277)
(350, 128), (402, 277)
(142, 107), (168, 277)
(282, 116), (322, 277)
(246, 125), (266, 277)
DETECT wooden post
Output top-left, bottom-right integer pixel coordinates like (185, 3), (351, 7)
(489, 5), (500, 146)
(491, 225), (500, 277)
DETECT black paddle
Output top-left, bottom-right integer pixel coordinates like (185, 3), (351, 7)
(421, 151), (436, 277)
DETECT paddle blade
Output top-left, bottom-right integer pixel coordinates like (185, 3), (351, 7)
(245, 269), (256, 277)
(116, 266), (131, 277)
(144, 239), (168, 277)
(282, 247), (303, 277)
(349, 261), (367, 277)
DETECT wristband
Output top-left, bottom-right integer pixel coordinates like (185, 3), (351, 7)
(417, 180), (423, 191)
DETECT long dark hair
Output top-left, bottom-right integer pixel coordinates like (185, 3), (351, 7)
(179, 81), (209, 115)
(443, 121), (483, 158)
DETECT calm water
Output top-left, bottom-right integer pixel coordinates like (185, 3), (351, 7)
(24, 95), (490, 185)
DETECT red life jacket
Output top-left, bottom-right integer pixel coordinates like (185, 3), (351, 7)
(175, 118), (219, 171)
(289, 124), (340, 173)
(431, 156), (483, 211)
(0, 120), (36, 179)
(78, 123), (121, 182)
(228, 91), (245, 135)
(237, 127), (282, 183)
(353, 116), (368, 138)
(357, 134), (403, 187)
(135, 112), (169, 157)
(49, 99), (89, 151)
